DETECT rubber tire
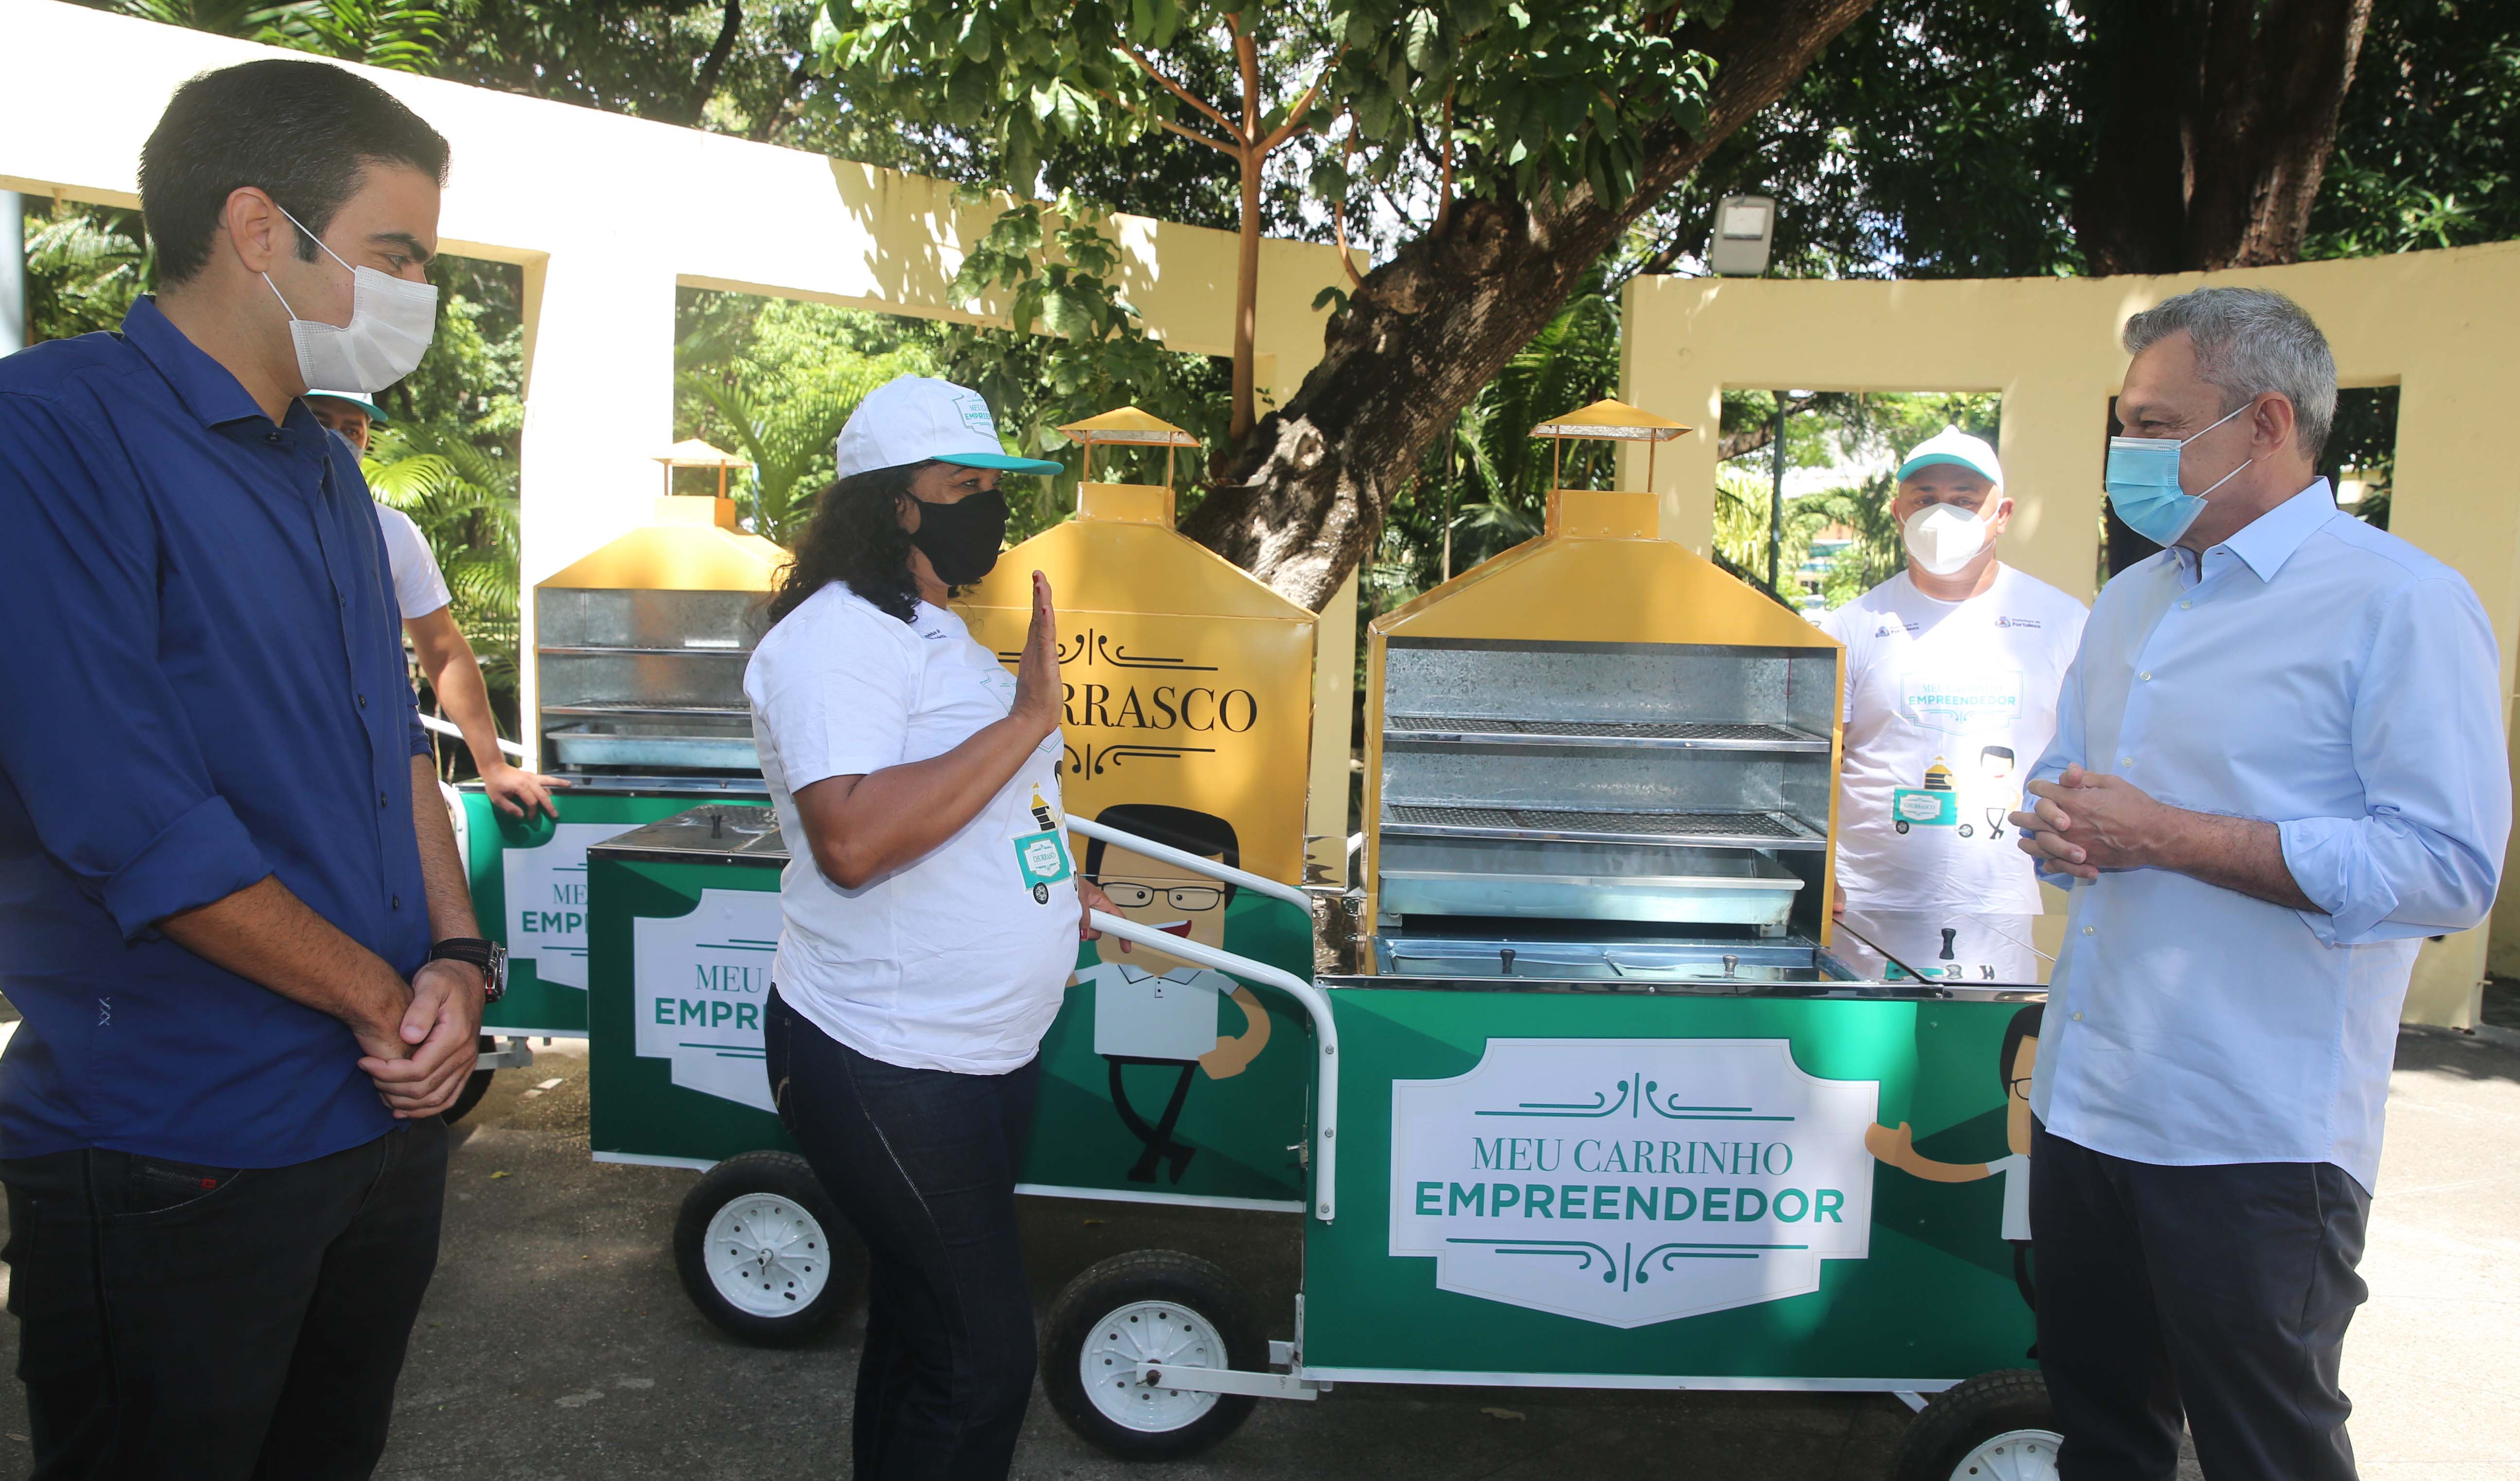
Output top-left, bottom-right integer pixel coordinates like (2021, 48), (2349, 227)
(1890, 1369), (2061, 1481)
(443, 1068), (495, 1125)
(673, 1150), (865, 1348)
(440, 1035), (501, 1125)
(1042, 1250), (1267, 1462)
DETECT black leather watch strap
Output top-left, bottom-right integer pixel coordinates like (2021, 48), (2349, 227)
(426, 937), (507, 1004)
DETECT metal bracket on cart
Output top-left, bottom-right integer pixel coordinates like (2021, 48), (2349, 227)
(1070, 816), (1343, 1223)
(1133, 1363), (1323, 1401)
(475, 1036), (537, 1072)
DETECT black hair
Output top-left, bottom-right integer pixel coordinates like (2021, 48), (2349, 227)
(766, 463), (930, 626)
(140, 58), (451, 286)
(1981, 745), (2016, 763)
(1998, 1003), (2044, 1088)
(1085, 803), (1241, 907)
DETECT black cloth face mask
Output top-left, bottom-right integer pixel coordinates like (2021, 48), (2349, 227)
(908, 486), (1009, 586)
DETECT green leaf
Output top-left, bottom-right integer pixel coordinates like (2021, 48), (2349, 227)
(957, 5), (993, 61)
(1404, 8), (1442, 73)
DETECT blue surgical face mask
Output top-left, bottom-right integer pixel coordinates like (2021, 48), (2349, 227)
(2104, 401), (2254, 547)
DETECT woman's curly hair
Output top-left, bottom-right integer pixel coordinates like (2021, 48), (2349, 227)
(765, 461), (932, 626)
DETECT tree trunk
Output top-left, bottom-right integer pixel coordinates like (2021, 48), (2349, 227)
(1230, 143), (1261, 444)
(2074, 0), (2372, 273)
(1180, 0), (1876, 610)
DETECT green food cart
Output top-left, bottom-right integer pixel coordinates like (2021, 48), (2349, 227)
(581, 805), (1324, 1344)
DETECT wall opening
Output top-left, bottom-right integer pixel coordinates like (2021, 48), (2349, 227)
(1716, 388), (2004, 616)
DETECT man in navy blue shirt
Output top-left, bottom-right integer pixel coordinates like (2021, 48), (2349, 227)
(0, 60), (487, 1479)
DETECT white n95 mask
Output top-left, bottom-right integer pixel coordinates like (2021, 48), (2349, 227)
(1903, 502), (1991, 577)
(261, 200), (438, 393)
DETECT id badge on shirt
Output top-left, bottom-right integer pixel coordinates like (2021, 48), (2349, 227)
(1011, 787), (1074, 904)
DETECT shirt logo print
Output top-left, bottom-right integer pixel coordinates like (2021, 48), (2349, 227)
(95, 996), (112, 1027)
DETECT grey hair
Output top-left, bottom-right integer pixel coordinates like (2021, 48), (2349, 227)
(2121, 286), (2337, 461)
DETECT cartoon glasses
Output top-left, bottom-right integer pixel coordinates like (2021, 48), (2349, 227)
(1092, 880), (1224, 912)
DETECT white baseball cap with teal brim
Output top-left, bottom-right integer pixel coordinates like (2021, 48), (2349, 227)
(1896, 425), (2001, 487)
(306, 389), (391, 425)
(834, 375), (1062, 480)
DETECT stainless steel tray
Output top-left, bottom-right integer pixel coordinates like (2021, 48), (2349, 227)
(1385, 714), (1830, 753)
(1378, 835), (1804, 925)
(1380, 803), (1827, 850)
(546, 722), (758, 772)
(1371, 933), (1835, 985)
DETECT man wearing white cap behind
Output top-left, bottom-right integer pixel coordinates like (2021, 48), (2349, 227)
(1819, 427), (2088, 940)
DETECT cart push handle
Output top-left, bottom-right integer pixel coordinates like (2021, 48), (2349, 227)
(1066, 815), (1313, 912)
(1083, 910), (1340, 1223)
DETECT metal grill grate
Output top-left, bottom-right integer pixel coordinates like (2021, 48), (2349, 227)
(1383, 804), (1821, 847)
(1384, 715), (1827, 750)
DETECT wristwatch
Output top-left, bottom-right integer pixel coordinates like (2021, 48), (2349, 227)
(426, 937), (508, 1004)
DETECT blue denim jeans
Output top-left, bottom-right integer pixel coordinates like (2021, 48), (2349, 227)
(766, 988), (1042, 1481)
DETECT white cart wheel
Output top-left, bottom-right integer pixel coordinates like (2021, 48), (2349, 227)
(704, 1192), (833, 1317)
(1044, 1250), (1266, 1461)
(1947, 1427), (2061, 1480)
(1892, 1370), (2063, 1481)
(1079, 1299), (1227, 1432)
(673, 1151), (864, 1347)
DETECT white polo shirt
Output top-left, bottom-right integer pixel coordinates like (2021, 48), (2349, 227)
(372, 503), (452, 620)
(744, 581), (1079, 1074)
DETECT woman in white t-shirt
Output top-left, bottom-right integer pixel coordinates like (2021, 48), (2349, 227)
(744, 377), (1114, 1480)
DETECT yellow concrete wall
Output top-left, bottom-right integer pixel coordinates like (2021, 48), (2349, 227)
(1622, 245), (2520, 1025)
(0, 0), (1361, 841)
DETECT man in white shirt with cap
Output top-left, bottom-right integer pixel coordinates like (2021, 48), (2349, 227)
(1819, 427), (2088, 953)
(308, 389), (566, 819)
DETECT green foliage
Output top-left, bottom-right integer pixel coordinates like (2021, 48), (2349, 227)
(21, 201), (151, 343)
(363, 421), (524, 714)
(102, 0), (453, 71)
(933, 196), (1230, 535)
(2307, 4), (2520, 258)
(1365, 283), (1621, 613)
(673, 290), (941, 542)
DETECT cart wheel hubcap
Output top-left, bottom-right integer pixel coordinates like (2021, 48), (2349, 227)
(703, 1193), (831, 1319)
(1080, 1300), (1225, 1432)
(1950, 1428), (2062, 1481)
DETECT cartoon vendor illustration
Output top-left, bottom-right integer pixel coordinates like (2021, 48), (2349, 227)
(1866, 1003), (2043, 1307)
(1978, 744), (2018, 841)
(1072, 803), (1271, 1184)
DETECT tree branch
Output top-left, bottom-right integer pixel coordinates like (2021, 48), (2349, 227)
(1148, 110), (1246, 156)
(1231, 11), (1261, 141)
(1716, 393), (1824, 460)
(1256, 47), (1347, 156)
(1118, 40), (1243, 142)
(686, 0), (742, 126)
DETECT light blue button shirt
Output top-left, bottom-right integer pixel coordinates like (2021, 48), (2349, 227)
(2028, 482), (2508, 1190)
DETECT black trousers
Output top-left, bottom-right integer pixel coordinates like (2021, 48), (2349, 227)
(0, 1119), (447, 1481)
(2031, 1124), (2371, 1481)
(766, 988), (1042, 1481)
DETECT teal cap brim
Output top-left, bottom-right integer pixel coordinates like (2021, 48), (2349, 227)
(306, 391), (388, 426)
(1897, 452), (1995, 483)
(937, 452), (1064, 475)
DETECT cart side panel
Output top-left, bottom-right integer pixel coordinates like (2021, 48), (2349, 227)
(472, 791), (767, 1036)
(587, 853), (795, 1164)
(1018, 893), (1314, 1206)
(1303, 987), (2037, 1384)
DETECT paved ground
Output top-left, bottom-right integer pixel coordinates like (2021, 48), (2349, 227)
(0, 1026), (2510, 1480)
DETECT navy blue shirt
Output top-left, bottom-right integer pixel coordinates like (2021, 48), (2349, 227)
(0, 297), (432, 1168)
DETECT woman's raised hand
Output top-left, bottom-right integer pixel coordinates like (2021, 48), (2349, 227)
(1011, 570), (1063, 741)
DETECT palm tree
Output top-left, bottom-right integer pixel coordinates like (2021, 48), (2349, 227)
(112, 0), (450, 72)
(363, 423), (523, 710)
(676, 366), (900, 547)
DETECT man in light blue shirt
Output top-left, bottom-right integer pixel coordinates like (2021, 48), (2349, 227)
(2013, 286), (2508, 1481)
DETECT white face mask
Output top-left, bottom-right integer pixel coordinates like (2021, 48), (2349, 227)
(261, 200), (437, 393)
(1903, 502), (1992, 577)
